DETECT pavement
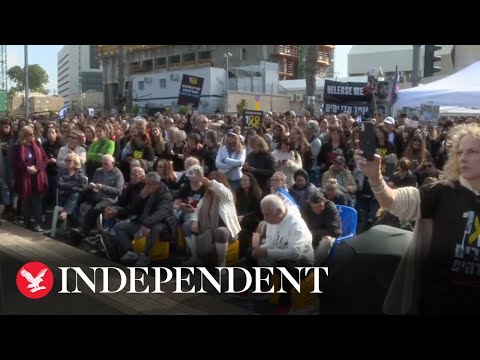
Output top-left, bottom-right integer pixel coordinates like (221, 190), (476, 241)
(0, 220), (255, 315)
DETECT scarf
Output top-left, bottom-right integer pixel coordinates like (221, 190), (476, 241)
(198, 189), (220, 232)
(18, 142), (48, 198)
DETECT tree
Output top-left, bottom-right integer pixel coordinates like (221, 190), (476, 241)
(305, 45), (318, 116)
(7, 64), (49, 94)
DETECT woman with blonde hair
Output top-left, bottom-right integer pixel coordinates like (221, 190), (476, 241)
(323, 179), (350, 206)
(215, 129), (246, 191)
(355, 123), (480, 315)
(57, 153), (88, 222)
(156, 158), (179, 190)
(12, 125), (49, 232)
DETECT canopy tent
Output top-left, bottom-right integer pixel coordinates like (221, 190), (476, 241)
(393, 61), (480, 110)
(439, 106), (480, 117)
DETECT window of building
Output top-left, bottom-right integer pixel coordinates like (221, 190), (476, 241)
(138, 80), (145, 91)
(183, 52), (195, 65)
(144, 59), (153, 72)
(169, 55), (180, 68)
(155, 57), (166, 69)
(198, 50), (211, 64)
(90, 45), (100, 69)
(241, 48), (247, 61)
(159, 79), (166, 88)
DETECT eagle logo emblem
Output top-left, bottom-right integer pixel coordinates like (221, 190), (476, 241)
(16, 262), (54, 299)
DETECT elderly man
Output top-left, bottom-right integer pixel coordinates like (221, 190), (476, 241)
(243, 194), (314, 309)
(73, 154), (124, 238)
(252, 194), (314, 266)
(113, 172), (177, 266)
(103, 166), (146, 231)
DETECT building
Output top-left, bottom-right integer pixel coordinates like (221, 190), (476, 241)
(130, 62), (288, 115)
(10, 91), (64, 115)
(57, 45), (103, 110)
(274, 45), (335, 80)
(97, 45), (335, 111)
(347, 45), (457, 84)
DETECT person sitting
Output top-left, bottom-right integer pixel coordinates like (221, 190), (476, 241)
(57, 153), (88, 224)
(270, 172), (299, 209)
(321, 155), (357, 203)
(103, 166), (146, 231)
(188, 170), (241, 267)
(288, 169), (318, 209)
(245, 194), (314, 308)
(113, 172), (177, 266)
(235, 172), (263, 257)
(323, 179), (351, 206)
(174, 165), (207, 265)
(73, 154), (124, 239)
(301, 190), (342, 249)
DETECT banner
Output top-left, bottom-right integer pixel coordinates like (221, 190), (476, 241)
(177, 74), (204, 108)
(322, 102), (369, 116)
(0, 90), (7, 112)
(242, 110), (263, 133)
(323, 79), (369, 103)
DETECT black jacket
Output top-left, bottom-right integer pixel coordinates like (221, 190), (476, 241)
(124, 182), (177, 240)
(301, 200), (342, 247)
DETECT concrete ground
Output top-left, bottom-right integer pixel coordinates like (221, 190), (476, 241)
(0, 220), (256, 315)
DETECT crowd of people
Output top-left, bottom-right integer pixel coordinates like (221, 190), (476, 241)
(0, 109), (477, 313)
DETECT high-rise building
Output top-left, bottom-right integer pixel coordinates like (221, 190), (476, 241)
(57, 45), (102, 109)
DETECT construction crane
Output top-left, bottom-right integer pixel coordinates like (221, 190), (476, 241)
(0, 45), (7, 114)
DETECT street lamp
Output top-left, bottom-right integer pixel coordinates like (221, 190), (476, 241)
(224, 52), (232, 112)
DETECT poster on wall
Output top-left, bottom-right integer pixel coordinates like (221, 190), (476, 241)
(177, 74), (204, 108)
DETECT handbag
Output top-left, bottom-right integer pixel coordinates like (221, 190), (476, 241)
(196, 229), (214, 257)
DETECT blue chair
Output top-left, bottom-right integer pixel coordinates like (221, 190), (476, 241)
(327, 205), (358, 260)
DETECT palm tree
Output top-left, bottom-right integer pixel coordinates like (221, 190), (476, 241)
(305, 45), (318, 116)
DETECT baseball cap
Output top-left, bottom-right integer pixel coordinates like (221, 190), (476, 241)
(384, 117), (395, 125)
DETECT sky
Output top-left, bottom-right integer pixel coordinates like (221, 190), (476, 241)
(334, 45), (352, 77)
(5, 45), (352, 94)
(7, 45), (64, 95)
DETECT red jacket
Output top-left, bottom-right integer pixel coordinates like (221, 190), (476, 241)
(13, 142), (49, 198)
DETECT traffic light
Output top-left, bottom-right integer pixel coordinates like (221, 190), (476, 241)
(424, 45), (442, 77)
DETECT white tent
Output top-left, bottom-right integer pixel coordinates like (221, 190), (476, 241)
(393, 61), (480, 110)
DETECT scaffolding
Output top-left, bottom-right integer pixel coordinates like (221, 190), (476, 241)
(0, 45), (6, 113)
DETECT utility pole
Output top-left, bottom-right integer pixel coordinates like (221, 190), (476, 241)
(117, 45), (126, 113)
(412, 45), (421, 87)
(24, 45), (29, 119)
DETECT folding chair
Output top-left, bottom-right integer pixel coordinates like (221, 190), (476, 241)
(327, 205), (358, 260)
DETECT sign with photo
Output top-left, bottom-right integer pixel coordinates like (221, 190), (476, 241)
(420, 104), (440, 124)
(177, 74), (204, 108)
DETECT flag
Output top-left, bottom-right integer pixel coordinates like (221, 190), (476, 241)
(58, 105), (68, 120)
(389, 65), (400, 106)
